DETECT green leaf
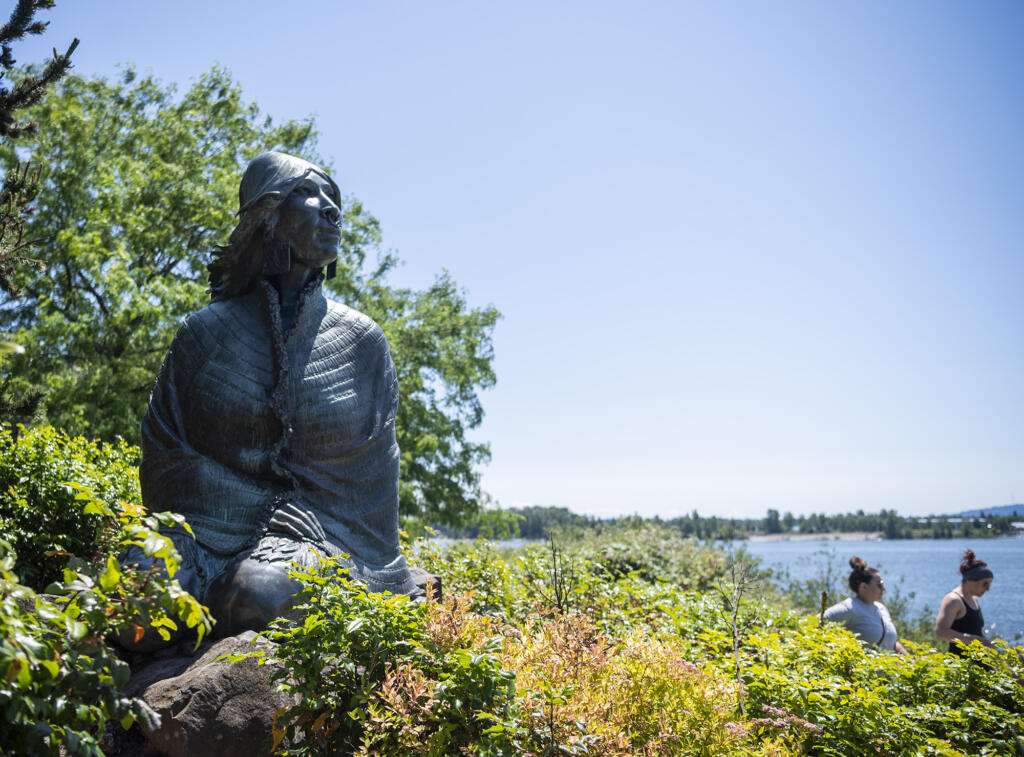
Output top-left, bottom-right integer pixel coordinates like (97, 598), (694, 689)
(64, 617), (87, 642)
(83, 500), (111, 516)
(15, 657), (31, 686)
(142, 533), (165, 557)
(151, 617), (178, 631)
(113, 660), (131, 688)
(99, 554), (121, 591)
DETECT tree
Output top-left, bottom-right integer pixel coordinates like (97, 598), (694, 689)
(882, 509), (901, 540)
(0, 67), (317, 429)
(0, 0), (76, 290)
(351, 271), (498, 526)
(0, 67), (498, 527)
(763, 508), (782, 534)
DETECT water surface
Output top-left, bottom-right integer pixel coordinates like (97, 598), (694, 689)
(736, 535), (1024, 642)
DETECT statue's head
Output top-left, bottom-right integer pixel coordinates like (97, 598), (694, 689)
(208, 152), (343, 301)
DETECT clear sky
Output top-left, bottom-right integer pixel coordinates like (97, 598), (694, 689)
(18, 1), (1024, 519)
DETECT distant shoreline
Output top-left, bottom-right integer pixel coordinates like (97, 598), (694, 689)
(744, 531), (1023, 542)
(746, 531), (882, 542)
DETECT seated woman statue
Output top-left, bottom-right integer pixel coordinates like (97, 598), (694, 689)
(129, 151), (421, 645)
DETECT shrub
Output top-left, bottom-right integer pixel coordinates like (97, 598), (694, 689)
(233, 557), (518, 756)
(740, 617), (1024, 755)
(409, 531), (1024, 756)
(213, 522), (1024, 755)
(0, 489), (212, 755)
(0, 424), (141, 589)
(562, 519), (734, 591)
(0, 538), (150, 757)
(502, 613), (788, 756)
(0, 423), (212, 755)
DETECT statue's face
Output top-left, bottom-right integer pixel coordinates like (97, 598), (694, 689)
(274, 173), (342, 269)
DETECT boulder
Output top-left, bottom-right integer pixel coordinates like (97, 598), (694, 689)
(409, 565), (443, 601)
(118, 631), (295, 757)
(101, 572), (441, 756)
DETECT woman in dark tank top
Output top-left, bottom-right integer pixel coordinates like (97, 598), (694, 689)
(935, 549), (994, 655)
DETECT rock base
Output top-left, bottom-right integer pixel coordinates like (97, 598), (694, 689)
(104, 632), (294, 757)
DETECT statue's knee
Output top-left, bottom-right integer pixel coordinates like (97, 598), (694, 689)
(205, 559), (299, 637)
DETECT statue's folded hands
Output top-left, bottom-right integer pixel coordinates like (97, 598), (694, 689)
(267, 502), (329, 546)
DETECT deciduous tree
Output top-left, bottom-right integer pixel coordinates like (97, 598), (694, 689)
(0, 67), (498, 526)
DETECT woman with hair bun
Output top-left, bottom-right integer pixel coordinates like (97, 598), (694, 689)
(935, 549), (994, 655)
(822, 557), (908, 654)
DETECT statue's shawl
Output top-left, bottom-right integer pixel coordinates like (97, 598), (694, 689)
(140, 277), (416, 594)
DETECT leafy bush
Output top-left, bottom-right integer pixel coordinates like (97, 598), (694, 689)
(0, 489), (212, 755)
(0, 424), (141, 589)
(233, 557), (518, 755)
(560, 518), (735, 591)
(0, 424), (212, 755)
(502, 613), (785, 756)
(0, 538), (151, 757)
(231, 519), (1024, 755)
(740, 619), (1024, 755)
(404, 529), (1024, 756)
(244, 550), (799, 756)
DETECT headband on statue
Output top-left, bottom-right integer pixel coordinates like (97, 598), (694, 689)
(208, 152), (342, 300)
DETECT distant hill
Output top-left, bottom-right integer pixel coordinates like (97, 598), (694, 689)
(954, 504), (1024, 518)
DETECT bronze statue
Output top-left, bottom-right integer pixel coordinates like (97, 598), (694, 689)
(131, 152), (420, 644)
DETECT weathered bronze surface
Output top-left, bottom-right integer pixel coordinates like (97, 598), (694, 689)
(131, 152), (416, 643)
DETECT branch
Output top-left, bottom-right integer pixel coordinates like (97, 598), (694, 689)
(0, 0), (54, 49)
(2, 37), (78, 137)
(73, 271), (110, 317)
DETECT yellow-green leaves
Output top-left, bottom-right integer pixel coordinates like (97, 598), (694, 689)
(149, 615), (178, 641)
(98, 554), (120, 591)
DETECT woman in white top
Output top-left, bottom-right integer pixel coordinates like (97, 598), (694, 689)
(822, 556), (908, 655)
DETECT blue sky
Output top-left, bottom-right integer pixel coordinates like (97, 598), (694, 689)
(19, 1), (1024, 518)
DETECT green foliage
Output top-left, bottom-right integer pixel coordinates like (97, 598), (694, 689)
(241, 541), (791, 756)
(0, 66), (319, 432)
(0, 66), (499, 527)
(353, 271), (499, 527)
(505, 506), (1023, 543)
(0, 539), (153, 757)
(0, 457), (212, 756)
(741, 620), (1024, 755)
(0, 0), (77, 291)
(0, 423), (140, 589)
(402, 525), (1024, 755)
(234, 520), (1024, 755)
(407, 530), (795, 755)
(231, 557), (517, 756)
(566, 517), (738, 592)
(445, 503), (596, 540)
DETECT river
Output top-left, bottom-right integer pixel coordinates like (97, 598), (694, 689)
(733, 535), (1024, 642)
